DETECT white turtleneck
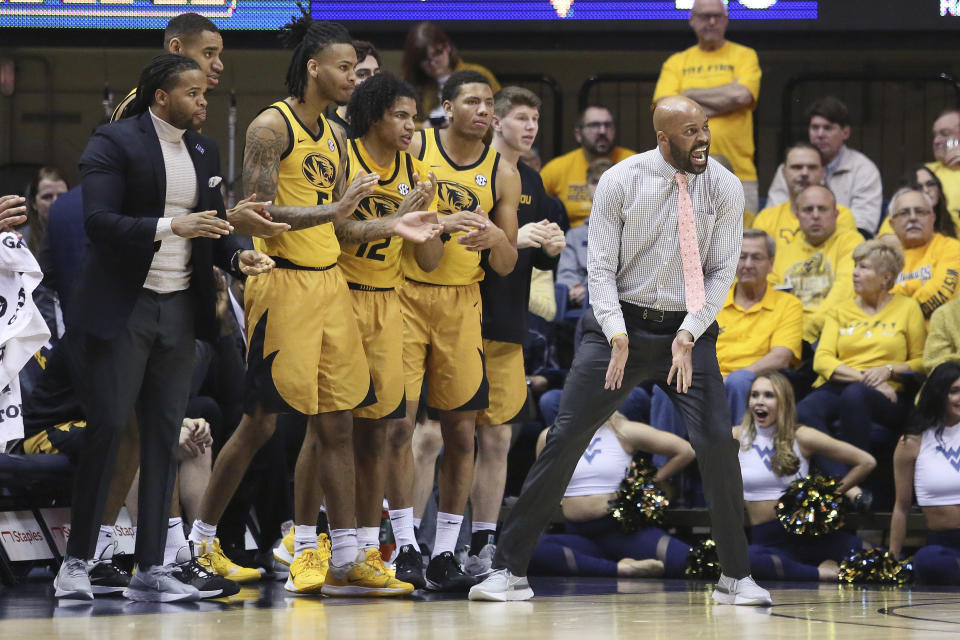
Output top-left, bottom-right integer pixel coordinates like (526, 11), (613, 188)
(145, 107), (195, 294)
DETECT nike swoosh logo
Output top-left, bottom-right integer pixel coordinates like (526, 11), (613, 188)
(430, 165), (443, 168)
(298, 138), (305, 143)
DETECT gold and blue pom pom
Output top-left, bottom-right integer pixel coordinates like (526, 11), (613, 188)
(607, 458), (668, 533)
(684, 539), (721, 580)
(838, 548), (913, 585)
(775, 475), (847, 536)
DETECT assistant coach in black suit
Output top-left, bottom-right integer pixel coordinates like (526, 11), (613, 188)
(55, 55), (274, 602)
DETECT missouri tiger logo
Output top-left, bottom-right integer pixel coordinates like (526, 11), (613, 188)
(302, 153), (336, 189)
(355, 195), (399, 220)
(436, 181), (480, 215)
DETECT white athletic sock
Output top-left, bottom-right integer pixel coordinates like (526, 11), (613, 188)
(189, 519), (217, 545)
(432, 512), (464, 558)
(164, 518), (187, 566)
(472, 521), (497, 534)
(94, 525), (113, 561)
(357, 526), (380, 552)
(294, 525), (318, 555)
(389, 508), (421, 552)
(329, 528), (359, 567)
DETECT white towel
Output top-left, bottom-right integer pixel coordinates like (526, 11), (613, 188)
(0, 233), (52, 449)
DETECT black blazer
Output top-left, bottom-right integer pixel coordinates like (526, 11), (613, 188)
(71, 110), (250, 342)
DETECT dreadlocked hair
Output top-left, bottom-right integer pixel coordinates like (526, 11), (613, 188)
(120, 54), (201, 120)
(348, 72), (418, 139)
(280, 4), (352, 102)
(738, 371), (801, 477)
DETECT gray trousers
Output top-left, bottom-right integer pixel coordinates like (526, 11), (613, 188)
(494, 306), (750, 578)
(67, 289), (195, 568)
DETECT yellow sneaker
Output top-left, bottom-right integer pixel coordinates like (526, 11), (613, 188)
(197, 538), (261, 584)
(322, 549), (414, 597)
(275, 532), (331, 567)
(284, 548), (327, 595)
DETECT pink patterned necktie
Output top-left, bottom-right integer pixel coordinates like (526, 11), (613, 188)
(674, 173), (705, 314)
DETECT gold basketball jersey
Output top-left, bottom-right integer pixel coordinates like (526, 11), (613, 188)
(252, 101), (342, 268)
(338, 138), (430, 289)
(401, 128), (499, 286)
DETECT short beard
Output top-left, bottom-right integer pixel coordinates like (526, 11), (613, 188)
(669, 140), (706, 174)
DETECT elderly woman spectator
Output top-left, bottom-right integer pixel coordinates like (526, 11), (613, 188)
(796, 240), (926, 476)
(879, 187), (960, 319)
(401, 22), (500, 128)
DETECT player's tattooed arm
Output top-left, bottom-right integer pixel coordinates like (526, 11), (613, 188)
(334, 175), (436, 244)
(240, 109), (347, 231)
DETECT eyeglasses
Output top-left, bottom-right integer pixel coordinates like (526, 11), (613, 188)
(890, 207), (934, 219)
(692, 12), (726, 21)
(581, 121), (614, 131)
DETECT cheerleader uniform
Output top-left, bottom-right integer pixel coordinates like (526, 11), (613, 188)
(741, 425), (865, 580)
(911, 422), (960, 584)
(527, 424), (691, 578)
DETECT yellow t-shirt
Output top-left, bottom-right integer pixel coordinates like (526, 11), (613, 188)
(716, 285), (803, 377)
(401, 128), (499, 286)
(337, 139), (434, 289)
(252, 101), (342, 268)
(653, 41), (762, 182)
(769, 228), (862, 343)
(891, 233), (960, 318)
(927, 160), (960, 228)
(751, 200), (858, 248)
(813, 294), (927, 388)
(539, 147), (635, 228)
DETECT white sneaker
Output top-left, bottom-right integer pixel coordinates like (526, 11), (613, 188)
(54, 556), (93, 600)
(468, 568), (534, 602)
(123, 565), (201, 602)
(712, 574), (772, 606)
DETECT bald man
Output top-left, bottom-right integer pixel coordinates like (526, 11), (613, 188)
(471, 96), (771, 605)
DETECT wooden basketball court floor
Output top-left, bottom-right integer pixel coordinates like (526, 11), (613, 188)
(3, 577), (960, 639)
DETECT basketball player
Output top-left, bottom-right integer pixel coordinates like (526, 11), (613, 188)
(386, 70), (521, 591)
(468, 86), (565, 572)
(270, 71), (442, 588)
(187, 17), (439, 597)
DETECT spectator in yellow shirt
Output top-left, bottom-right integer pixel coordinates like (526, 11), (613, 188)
(878, 167), (958, 238)
(769, 186), (863, 343)
(797, 240), (926, 477)
(924, 297), (960, 373)
(927, 109), (960, 224)
(753, 143), (858, 249)
(539, 105), (635, 228)
(885, 187), (960, 319)
(653, 0), (761, 212)
(650, 229), (803, 431)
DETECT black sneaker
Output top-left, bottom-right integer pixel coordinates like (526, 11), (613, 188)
(89, 558), (131, 595)
(394, 544), (426, 590)
(171, 543), (241, 599)
(425, 551), (478, 592)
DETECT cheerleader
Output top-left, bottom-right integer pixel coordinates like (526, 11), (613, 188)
(527, 411), (695, 579)
(890, 362), (960, 584)
(737, 372), (875, 581)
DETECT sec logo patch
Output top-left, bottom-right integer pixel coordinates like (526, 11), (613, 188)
(475, 174), (487, 187)
(398, 183), (410, 195)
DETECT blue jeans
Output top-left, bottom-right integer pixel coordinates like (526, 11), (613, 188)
(539, 385), (651, 427)
(795, 381), (908, 477)
(650, 368), (757, 438)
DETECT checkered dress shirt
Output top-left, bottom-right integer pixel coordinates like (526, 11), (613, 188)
(587, 149), (744, 343)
